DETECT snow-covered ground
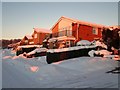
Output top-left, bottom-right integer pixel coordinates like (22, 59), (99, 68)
(2, 49), (118, 88)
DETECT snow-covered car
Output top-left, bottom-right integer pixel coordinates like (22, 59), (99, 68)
(76, 40), (92, 46)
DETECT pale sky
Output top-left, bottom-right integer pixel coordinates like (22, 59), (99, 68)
(2, 2), (118, 39)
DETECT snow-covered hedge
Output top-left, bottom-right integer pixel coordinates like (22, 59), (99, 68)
(26, 48), (48, 56)
(88, 50), (113, 57)
(47, 45), (96, 53)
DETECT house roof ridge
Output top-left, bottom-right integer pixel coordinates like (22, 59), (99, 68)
(61, 16), (108, 28)
(50, 16), (109, 30)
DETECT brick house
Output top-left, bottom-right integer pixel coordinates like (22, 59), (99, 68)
(32, 28), (52, 45)
(49, 16), (108, 48)
(20, 35), (34, 45)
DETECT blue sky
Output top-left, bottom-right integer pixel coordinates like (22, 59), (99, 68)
(2, 2), (118, 39)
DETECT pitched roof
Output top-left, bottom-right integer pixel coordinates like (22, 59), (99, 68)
(25, 35), (33, 39)
(34, 28), (52, 33)
(51, 16), (109, 30)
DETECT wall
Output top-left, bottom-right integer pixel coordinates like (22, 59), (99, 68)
(77, 24), (102, 41)
(38, 33), (46, 45)
(72, 23), (78, 40)
(33, 31), (38, 45)
(33, 31), (48, 45)
(52, 23), (59, 33)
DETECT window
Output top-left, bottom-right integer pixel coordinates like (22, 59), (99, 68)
(66, 41), (70, 47)
(25, 40), (28, 43)
(92, 27), (98, 35)
(66, 30), (72, 36)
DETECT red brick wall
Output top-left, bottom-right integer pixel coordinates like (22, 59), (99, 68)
(38, 33), (46, 45)
(33, 31), (38, 45)
(78, 25), (102, 41)
(72, 23), (78, 38)
(72, 24), (102, 42)
(33, 31), (47, 45)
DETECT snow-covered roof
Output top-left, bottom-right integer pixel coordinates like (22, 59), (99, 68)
(51, 16), (109, 30)
(48, 36), (76, 42)
(17, 45), (42, 49)
(57, 36), (76, 41)
(25, 35), (33, 39)
(34, 28), (52, 33)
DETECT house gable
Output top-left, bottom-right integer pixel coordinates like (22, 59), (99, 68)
(58, 18), (73, 31)
(51, 16), (76, 33)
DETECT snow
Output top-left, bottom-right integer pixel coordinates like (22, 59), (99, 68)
(89, 51), (118, 58)
(88, 50), (95, 57)
(26, 48), (48, 55)
(17, 45), (42, 49)
(95, 40), (107, 49)
(57, 36), (76, 41)
(88, 49), (112, 57)
(43, 39), (47, 42)
(34, 28), (52, 33)
(77, 40), (91, 46)
(95, 50), (112, 57)
(30, 66), (39, 72)
(88, 49), (120, 61)
(12, 54), (27, 60)
(52, 61), (64, 65)
(48, 45), (96, 53)
(2, 49), (119, 88)
(48, 36), (76, 42)
(3, 56), (12, 59)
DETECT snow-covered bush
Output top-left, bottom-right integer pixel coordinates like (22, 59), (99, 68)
(26, 48), (48, 56)
(25, 48), (48, 58)
(88, 49), (113, 57)
(94, 50), (112, 57)
(95, 41), (107, 49)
